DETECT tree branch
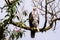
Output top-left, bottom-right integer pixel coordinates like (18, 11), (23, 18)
(11, 18), (60, 32)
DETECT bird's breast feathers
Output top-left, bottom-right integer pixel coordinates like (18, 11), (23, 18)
(32, 11), (39, 26)
(32, 11), (39, 20)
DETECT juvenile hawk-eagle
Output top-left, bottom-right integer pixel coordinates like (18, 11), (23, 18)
(29, 7), (39, 38)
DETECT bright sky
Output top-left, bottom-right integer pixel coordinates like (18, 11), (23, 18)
(0, 0), (60, 40)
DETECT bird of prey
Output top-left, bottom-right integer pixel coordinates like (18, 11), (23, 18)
(29, 7), (39, 38)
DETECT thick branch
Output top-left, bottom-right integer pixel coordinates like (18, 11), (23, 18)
(12, 18), (60, 32)
(40, 0), (48, 31)
(43, 0), (47, 28)
(43, 18), (60, 31)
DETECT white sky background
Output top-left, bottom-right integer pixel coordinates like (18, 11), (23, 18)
(0, 0), (60, 40)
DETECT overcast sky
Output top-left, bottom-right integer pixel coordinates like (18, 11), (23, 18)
(0, 0), (60, 40)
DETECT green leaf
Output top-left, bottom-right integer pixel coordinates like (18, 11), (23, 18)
(19, 32), (23, 38)
(0, 19), (3, 20)
(17, 16), (19, 20)
(5, 14), (9, 17)
(11, 34), (14, 40)
(23, 11), (27, 16)
(16, 33), (19, 39)
(23, 30), (25, 32)
(24, 18), (29, 23)
(18, 2), (20, 5)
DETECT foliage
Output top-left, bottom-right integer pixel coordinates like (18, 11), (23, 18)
(4, 28), (25, 40)
(0, 0), (25, 40)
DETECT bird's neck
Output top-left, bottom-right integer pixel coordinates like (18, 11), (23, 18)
(32, 11), (37, 14)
